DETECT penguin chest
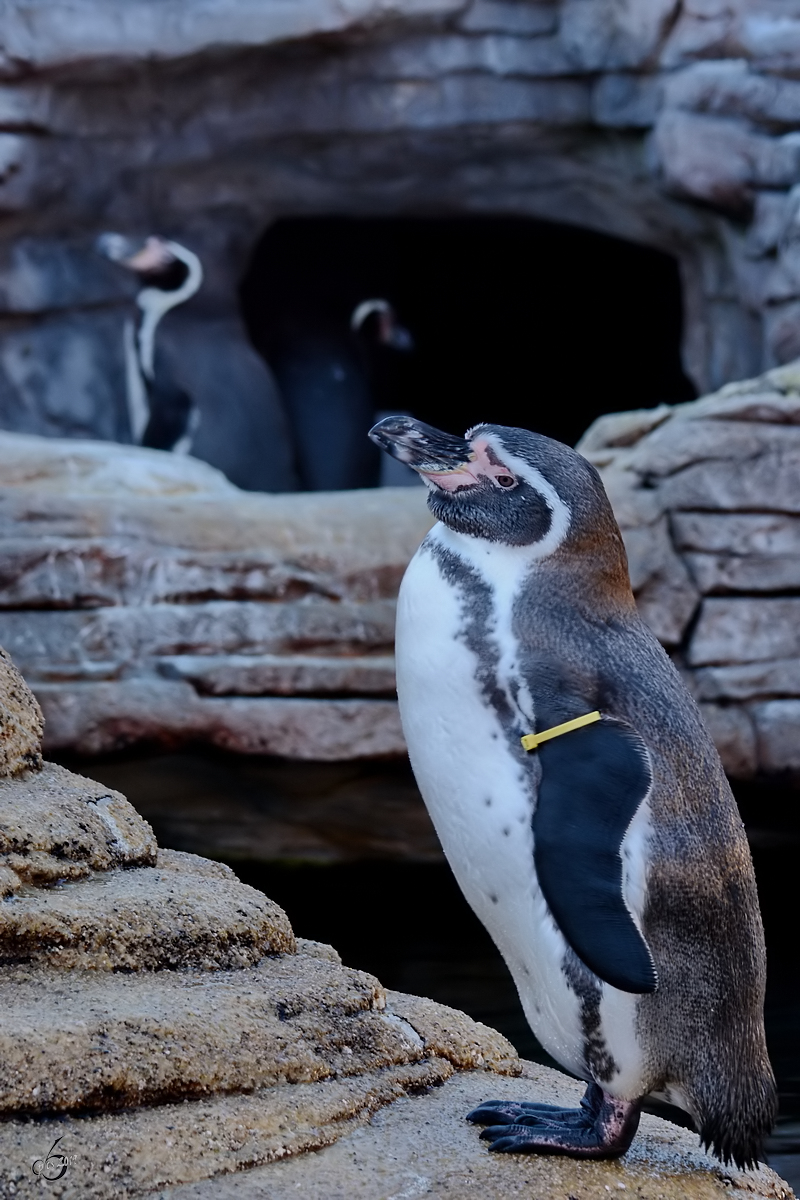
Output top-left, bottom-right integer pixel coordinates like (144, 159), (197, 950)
(395, 539), (587, 1073)
(395, 536), (648, 1094)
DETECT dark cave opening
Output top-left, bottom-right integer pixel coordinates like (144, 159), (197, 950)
(240, 215), (696, 487)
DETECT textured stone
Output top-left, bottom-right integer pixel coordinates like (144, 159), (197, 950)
(0, 737), (532, 1198)
(0, 448), (430, 758)
(684, 552), (800, 594)
(160, 653), (397, 695)
(0, 429), (236, 496)
(672, 511), (800, 557)
(750, 698), (800, 774)
(0, 0), (793, 430)
(158, 1064), (790, 1200)
(694, 659), (800, 702)
(654, 110), (800, 209)
(689, 598), (800, 666)
(0, 644), (42, 776)
(36, 680), (406, 759)
(561, 0), (679, 70)
(458, 0), (558, 36)
(579, 356), (800, 780)
(0, 600), (397, 676)
(0, 760), (155, 891)
(0, 955), (469, 1113)
(0, 848), (295, 972)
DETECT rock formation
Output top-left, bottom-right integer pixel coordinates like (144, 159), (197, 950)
(0, 0), (798, 457)
(6, 354), (800, 782)
(579, 357), (800, 780)
(0, 430), (432, 760)
(0, 643), (788, 1197)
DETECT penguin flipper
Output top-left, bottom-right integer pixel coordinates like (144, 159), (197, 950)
(533, 718), (657, 995)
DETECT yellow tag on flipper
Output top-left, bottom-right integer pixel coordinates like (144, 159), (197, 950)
(521, 710), (601, 752)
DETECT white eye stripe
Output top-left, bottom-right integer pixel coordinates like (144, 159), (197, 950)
(479, 433), (571, 560)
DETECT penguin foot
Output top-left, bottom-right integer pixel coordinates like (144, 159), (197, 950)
(466, 1083), (641, 1159)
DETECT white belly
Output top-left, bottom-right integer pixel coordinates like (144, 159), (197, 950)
(396, 532), (645, 1094)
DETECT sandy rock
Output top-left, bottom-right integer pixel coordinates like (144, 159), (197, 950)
(0, 848), (294, 971)
(0, 760), (155, 893)
(161, 1064), (792, 1200)
(0, 643), (42, 776)
(0, 954), (472, 1113)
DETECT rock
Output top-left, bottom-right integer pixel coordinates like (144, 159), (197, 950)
(560, 0), (679, 71)
(0, 735), (535, 1198)
(0, 428), (236, 496)
(458, 0), (558, 36)
(35, 682), (407, 759)
(0, 643), (42, 776)
(161, 1064), (790, 1200)
(0, 848), (294, 971)
(578, 354), (800, 779)
(0, 0), (796, 429)
(0, 443), (431, 758)
(0, 760), (154, 890)
(161, 653), (397, 695)
(688, 598), (800, 666)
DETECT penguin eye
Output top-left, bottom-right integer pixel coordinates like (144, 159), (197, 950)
(495, 474), (517, 489)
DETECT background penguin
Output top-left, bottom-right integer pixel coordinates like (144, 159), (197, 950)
(369, 415), (776, 1167)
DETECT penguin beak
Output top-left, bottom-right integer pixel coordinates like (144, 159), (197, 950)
(369, 417), (479, 488)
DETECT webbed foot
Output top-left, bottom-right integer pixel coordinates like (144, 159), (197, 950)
(466, 1082), (641, 1159)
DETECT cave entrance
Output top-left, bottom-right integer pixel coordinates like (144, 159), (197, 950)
(240, 216), (696, 490)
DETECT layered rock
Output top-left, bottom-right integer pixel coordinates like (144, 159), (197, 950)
(0, 658), (528, 1197)
(0, 0), (797, 452)
(0, 431), (433, 759)
(579, 357), (800, 779)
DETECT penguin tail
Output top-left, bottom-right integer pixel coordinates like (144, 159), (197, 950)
(694, 1058), (777, 1170)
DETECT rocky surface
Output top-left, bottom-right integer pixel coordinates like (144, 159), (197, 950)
(160, 1064), (792, 1200)
(5, 368), (800, 779)
(0, 1061), (790, 1199)
(0, 433), (432, 758)
(0, 650), (531, 1196)
(0, 644), (42, 776)
(0, 0), (797, 456)
(579, 357), (800, 779)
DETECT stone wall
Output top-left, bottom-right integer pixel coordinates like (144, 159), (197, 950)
(0, 0), (799, 453)
(0, 430), (431, 759)
(5, 356), (800, 781)
(580, 357), (800, 780)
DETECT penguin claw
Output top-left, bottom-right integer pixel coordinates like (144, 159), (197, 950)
(470, 1086), (642, 1160)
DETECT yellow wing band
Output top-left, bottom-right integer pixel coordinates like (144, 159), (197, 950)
(521, 710), (602, 752)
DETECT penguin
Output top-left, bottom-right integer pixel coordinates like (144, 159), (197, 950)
(368, 415), (776, 1167)
(97, 232), (202, 453)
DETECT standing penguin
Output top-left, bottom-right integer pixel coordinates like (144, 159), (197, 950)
(369, 415), (776, 1167)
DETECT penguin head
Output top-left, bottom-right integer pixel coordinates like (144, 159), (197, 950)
(369, 416), (626, 563)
